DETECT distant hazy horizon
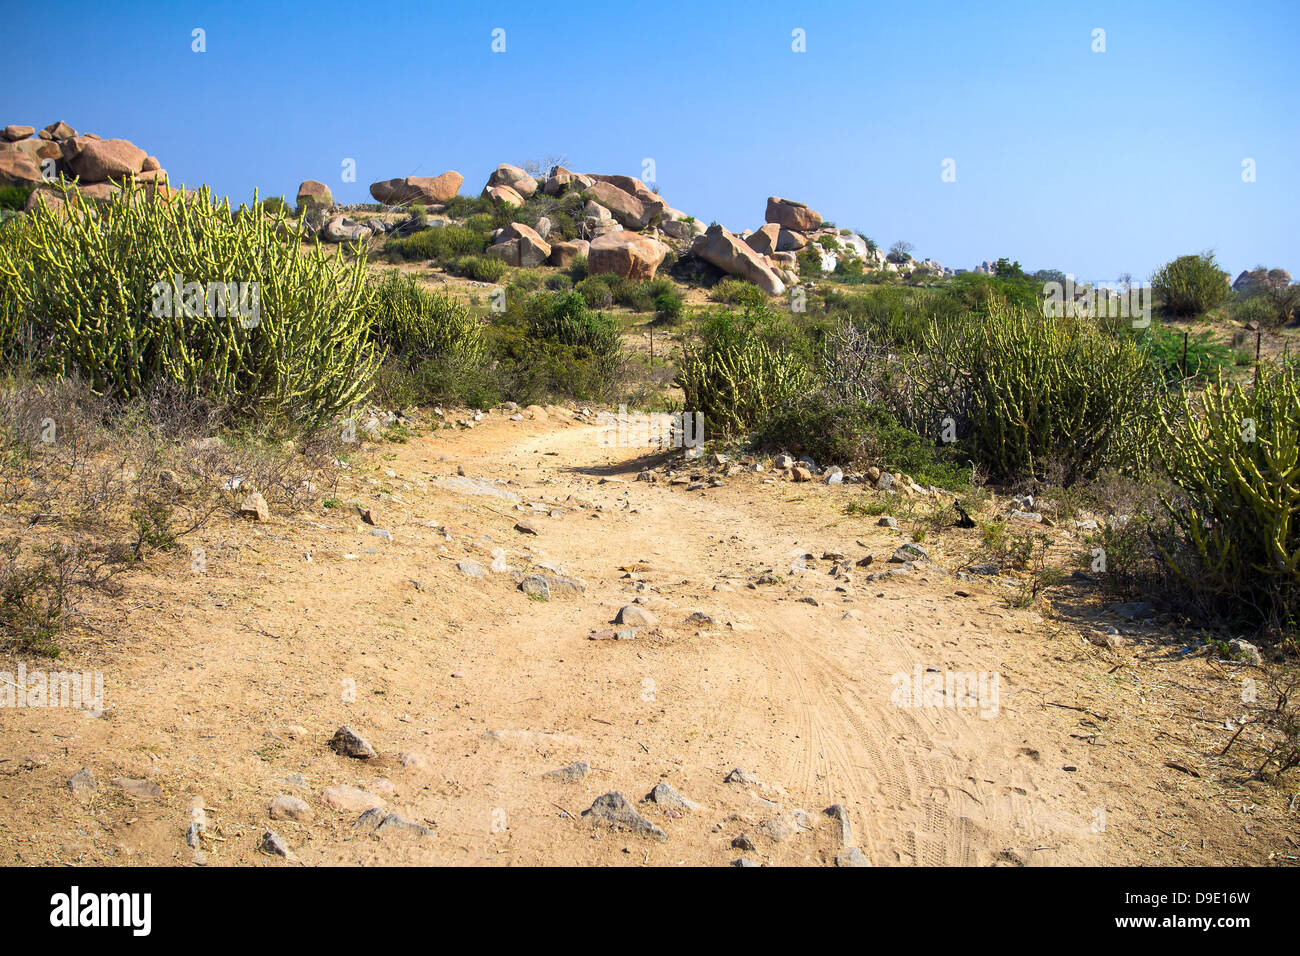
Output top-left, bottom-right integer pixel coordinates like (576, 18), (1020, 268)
(3, 0), (1295, 280)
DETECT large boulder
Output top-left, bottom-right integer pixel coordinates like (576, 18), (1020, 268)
(1233, 267), (1292, 295)
(322, 214), (373, 243)
(543, 165), (592, 196)
(692, 224), (786, 296)
(581, 181), (651, 230)
(64, 137), (147, 183)
(587, 231), (668, 281)
(549, 239), (590, 269)
(296, 179), (333, 212)
(660, 217), (705, 241)
(482, 183), (524, 206)
(587, 174), (668, 219)
(745, 223), (782, 255)
(487, 223), (550, 268)
(486, 163), (537, 200)
(369, 171), (462, 205)
(0, 149), (43, 187)
(43, 120), (77, 140)
(2, 125), (34, 142)
(764, 196), (822, 233)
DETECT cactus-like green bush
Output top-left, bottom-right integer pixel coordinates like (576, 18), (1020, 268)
(1157, 363), (1299, 622)
(0, 179), (377, 427)
(366, 271), (485, 367)
(676, 309), (815, 437)
(908, 306), (1162, 484)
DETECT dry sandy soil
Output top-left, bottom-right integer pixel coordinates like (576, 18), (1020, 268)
(1, 407), (1296, 867)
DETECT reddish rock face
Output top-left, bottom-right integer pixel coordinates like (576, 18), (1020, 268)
(487, 232), (551, 268)
(2, 125), (34, 142)
(369, 171), (463, 205)
(745, 223), (782, 255)
(43, 120), (77, 140)
(587, 231), (668, 281)
(692, 224), (785, 296)
(486, 163), (537, 199)
(296, 179), (333, 210)
(764, 196), (822, 233)
(548, 239), (590, 269)
(0, 149), (43, 187)
(481, 183), (524, 206)
(581, 181), (651, 230)
(65, 137), (147, 182)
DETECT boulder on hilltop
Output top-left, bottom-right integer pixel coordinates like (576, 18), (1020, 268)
(369, 171), (463, 205)
(765, 196), (822, 233)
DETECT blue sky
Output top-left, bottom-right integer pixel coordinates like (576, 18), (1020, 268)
(3, 0), (1296, 280)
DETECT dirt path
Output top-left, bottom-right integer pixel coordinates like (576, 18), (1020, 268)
(0, 407), (1292, 866)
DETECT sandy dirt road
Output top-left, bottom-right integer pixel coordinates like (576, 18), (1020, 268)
(0, 407), (1291, 866)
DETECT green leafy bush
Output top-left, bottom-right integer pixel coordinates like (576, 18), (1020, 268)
(0, 185), (34, 212)
(385, 224), (489, 263)
(709, 278), (767, 308)
(1152, 252), (1230, 317)
(454, 254), (508, 283)
(754, 392), (967, 488)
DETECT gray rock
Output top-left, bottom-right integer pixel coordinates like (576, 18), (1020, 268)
(724, 767), (762, 786)
(731, 833), (756, 851)
(259, 830), (295, 859)
(616, 604), (658, 627)
(889, 543), (928, 563)
(1111, 601), (1155, 620)
(645, 782), (698, 811)
(354, 808), (432, 838)
(543, 761), (590, 783)
(581, 792), (668, 841)
(824, 803), (852, 845)
(877, 516), (898, 528)
(968, 562), (999, 575)
(456, 560), (486, 578)
(519, 575), (550, 599)
(67, 767), (96, 794)
(1229, 638), (1263, 666)
(732, 857), (761, 867)
(835, 846), (870, 867)
(329, 726), (377, 759)
(270, 794), (314, 822)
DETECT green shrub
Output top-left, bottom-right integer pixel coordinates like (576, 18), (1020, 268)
(1134, 323), (1244, 384)
(676, 308), (815, 437)
(754, 392), (967, 487)
(385, 224), (489, 262)
(908, 306), (1163, 484)
(1157, 362), (1300, 626)
(489, 291), (627, 402)
(261, 196), (292, 216)
(0, 180), (377, 427)
(454, 254), (509, 283)
(0, 185), (34, 212)
(710, 278), (767, 308)
(654, 288), (684, 324)
(575, 275), (614, 308)
(366, 272), (484, 365)
(1152, 252), (1230, 317)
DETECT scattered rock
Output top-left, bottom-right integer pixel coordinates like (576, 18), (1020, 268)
(724, 767), (762, 786)
(238, 492), (270, 521)
(321, 784), (385, 813)
(581, 792), (668, 841)
(835, 846), (871, 867)
(877, 516), (898, 529)
(456, 560), (486, 578)
(543, 761), (591, 783)
(259, 830), (296, 860)
(616, 605), (658, 627)
(645, 782), (698, 811)
(329, 726), (377, 759)
(731, 833), (756, 851)
(269, 794), (314, 823)
(824, 804), (852, 845)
